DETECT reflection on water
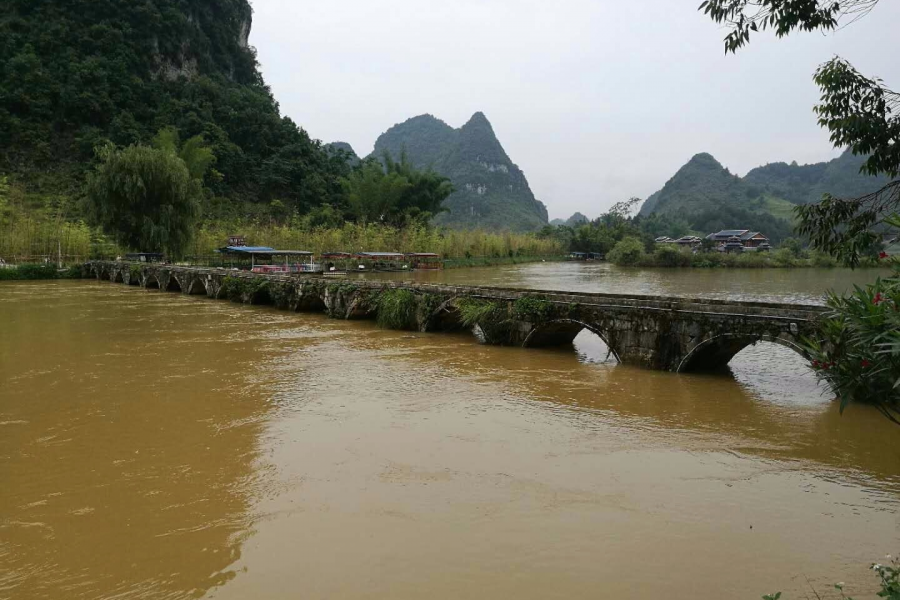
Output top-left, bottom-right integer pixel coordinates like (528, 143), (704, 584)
(362, 261), (889, 304)
(1, 280), (898, 600)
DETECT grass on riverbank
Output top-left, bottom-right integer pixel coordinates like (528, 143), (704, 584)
(0, 264), (81, 280)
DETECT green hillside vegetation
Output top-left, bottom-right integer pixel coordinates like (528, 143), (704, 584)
(760, 195), (797, 222)
(744, 151), (892, 205)
(371, 113), (549, 232)
(1, 0), (350, 214)
(640, 151), (889, 243)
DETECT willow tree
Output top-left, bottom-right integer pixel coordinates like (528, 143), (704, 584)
(700, 0), (900, 420)
(85, 143), (202, 257)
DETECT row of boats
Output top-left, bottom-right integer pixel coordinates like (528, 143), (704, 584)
(234, 250), (444, 276)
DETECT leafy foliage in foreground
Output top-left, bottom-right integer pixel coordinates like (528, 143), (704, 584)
(699, 0), (880, 54)
(804, 264), (900, 424)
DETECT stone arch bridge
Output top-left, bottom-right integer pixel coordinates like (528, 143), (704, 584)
(86, 261), (827, 373)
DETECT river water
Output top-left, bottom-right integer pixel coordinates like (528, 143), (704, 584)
(1, 265), (898, 600)
(364, 261), (889, 305)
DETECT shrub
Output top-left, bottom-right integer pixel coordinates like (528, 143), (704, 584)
(735, 252), (769, 268)
(61, 265), (83, 279)
(0, 264), (60, 280)
(810, 251), (838, 268)
(780, 237), (804, 258)
(608, 237), (646, 266)
(650, 244), (692, 267)
(770, 248), (797, 267)
(803, 263), (900, 422)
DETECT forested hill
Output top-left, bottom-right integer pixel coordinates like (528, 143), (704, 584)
(371, 113), (549, 231)
(0, 0), (348, 211)
(743, 151), (891, 205)
(639, 151), (889, 241)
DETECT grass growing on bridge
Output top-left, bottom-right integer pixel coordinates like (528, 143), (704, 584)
(512, 296), (554, 323)
(221, 276), (272, 304)
(376, 289), (418, 330)
(457, 298), (507, 328)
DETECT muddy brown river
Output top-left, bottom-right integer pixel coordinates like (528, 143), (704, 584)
(1, 265), (898, 599)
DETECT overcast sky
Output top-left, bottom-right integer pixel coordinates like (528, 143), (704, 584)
(249, 0), (899, 220)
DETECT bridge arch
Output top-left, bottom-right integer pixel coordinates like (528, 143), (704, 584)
(143, 274), (160, 290)
(112, 270), (124, 284)
(164, 275), (182, 293)
(185, 277), (207, 296)
(522, 319), (621, 361)
(424, 296), (466, 332)
(677, 333), (809, 373)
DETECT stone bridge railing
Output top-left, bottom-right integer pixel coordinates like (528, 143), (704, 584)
(84, 261), (828, 372)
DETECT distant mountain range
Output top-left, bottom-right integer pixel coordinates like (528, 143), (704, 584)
(333, 113), (549, 231)
(638, 151), (890, 241)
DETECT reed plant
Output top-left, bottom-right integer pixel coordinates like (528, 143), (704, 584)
(186, 221), (564, 261)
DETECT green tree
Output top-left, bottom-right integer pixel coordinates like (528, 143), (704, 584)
(383, 152), (454, 226)
(84, 143), (202, 257)
(152, 127), (216, 182)
(607, 237), (647, 266)
(779, 237), (803, 258)
(340, 153), (453, 228)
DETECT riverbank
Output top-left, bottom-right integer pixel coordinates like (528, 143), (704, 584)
(611, 243), (886, 269)
(443, 255), (565, 269)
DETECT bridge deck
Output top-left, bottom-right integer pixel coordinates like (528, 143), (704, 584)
(144, 263), (826, 321)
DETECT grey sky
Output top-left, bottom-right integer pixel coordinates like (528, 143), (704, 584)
(249, 0), (899, 220)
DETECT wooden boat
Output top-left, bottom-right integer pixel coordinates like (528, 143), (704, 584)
(406, 253), (443, 270)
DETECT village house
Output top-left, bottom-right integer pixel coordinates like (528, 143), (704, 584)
(654, 235), (703, 248)
(705, 230), (771, 252)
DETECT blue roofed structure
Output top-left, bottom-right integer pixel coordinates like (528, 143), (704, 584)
(216, 246), (311, 255)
